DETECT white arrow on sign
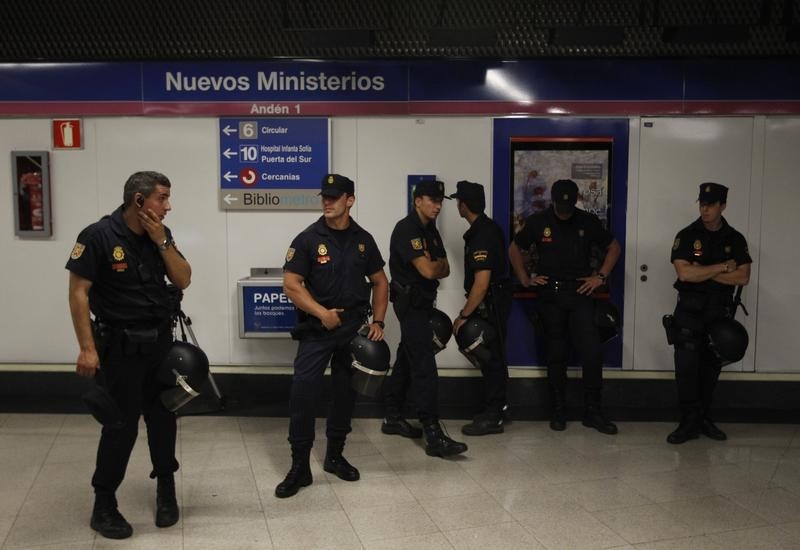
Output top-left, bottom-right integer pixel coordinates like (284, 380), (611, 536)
(223, 171), (237, 182)
(223, 148), (237, 159)
(223, 193), (238, 205)
(222, 125), (237, 136)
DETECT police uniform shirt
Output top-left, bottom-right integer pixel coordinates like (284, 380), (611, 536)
(283, 216), (384, 309)
(671, 216), (751, 296)
(65, 206), (177, 325)
(513, 207), (613, 280)
(463, 213), (509, 293)
(389, 211), (446, 293)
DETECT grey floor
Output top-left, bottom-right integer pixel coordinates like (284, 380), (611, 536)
(2, 414), (800, 549)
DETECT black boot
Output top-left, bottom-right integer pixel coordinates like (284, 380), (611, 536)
(323, 438), (360, 481)
(667, 410), (701, 444)
(461, 411), (504, 436)
(275, 447), (313, 498)
(423, 421), (468, 458)
(381, 415), (423, 438)
(582, 392), (618, 435)
(90, 492), (133, 539)
(549, 388), (567, 431)
(699, 409), (727, 441)
(155, 474), (179, 528)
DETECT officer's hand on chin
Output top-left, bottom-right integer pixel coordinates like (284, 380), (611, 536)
(320, 308), (344, 330)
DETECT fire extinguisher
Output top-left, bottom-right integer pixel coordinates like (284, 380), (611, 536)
(20, 172), (44, 230)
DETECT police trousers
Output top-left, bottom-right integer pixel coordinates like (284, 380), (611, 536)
(672, 292), (730, 413)
(383, 302), (439, 423)
(536, 287), (602, 398)
(288, 318), (363, 449)
(92, 322), (177, 495)
(476, 288), (512, 414)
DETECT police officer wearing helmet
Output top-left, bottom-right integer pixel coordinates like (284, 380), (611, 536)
(509, 179), (621, 434)
(382, 179), (468, 458)
(277, 174), (389, 498)
(449, 180), (513, 436)
(66, 171), (191, 539)
(667, 183), (751, 444)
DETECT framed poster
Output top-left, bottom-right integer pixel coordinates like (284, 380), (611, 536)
(510, 137), (612, 237)
(12, 151), (52, 238)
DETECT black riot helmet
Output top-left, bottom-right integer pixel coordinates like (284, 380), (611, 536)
(594, 300), (622, 344)
(455, 317), (496, 368)
(707, 318), (748, 366)
(158, 341), (210, 412)
(349, 326), (391, 397)
(430, 308), (453, 354)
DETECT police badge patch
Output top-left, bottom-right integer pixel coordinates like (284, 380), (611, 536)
(112, 246), (125, 261)
(672, 238), (680, 251)
(411, 238), (423, 250)
(358, 243), (366, 253)
(286, 247), (295, 262)
(318, 244), (328, 256)
(70, 242), (85, 260)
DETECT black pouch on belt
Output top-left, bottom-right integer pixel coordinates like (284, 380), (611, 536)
(122, 327), (158, 355)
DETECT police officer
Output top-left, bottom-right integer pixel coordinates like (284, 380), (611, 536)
(276, 174), (389, 498)
(667, 183), (751, 444)
(449, 181), (512, 435)
(509, 179), (621, 434)
(382, 179), (468, 457)
(66, 171), (191, 539)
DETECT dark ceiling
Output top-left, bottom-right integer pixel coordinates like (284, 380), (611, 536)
(0, 0), (799, 61)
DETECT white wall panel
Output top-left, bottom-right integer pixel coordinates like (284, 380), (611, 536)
(754, 118), (800, 372)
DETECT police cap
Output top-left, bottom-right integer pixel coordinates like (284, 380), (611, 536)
(551, 179), (579, 207)
(320, 174), (355, 198)
(697, 182), (728, 204)
(448, 180), (485, 212)
(413, 179), (447, 200)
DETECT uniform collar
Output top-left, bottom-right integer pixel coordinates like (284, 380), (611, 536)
(313, 215), (360, 236)
(109, 205), (140, 239)
(407, 209), (436, 232)
(463, 213), (488, 240)
(692, 215), (730, 233)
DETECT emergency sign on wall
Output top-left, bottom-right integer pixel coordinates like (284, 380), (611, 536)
(52, 119), (83, 149)
(11, 151), (52, 238)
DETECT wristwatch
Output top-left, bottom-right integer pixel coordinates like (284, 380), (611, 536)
(158, 238), (174, 251)
(373, 320), (385, 329)
(596, 273), (607, 282)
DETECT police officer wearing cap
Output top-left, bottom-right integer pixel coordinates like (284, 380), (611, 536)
(509, 179), (621, 434)
(449, 180), (513, 436)
(382, 179), (468, 457)
(66, 171), (191, 539)
(667, 182), (751, 444)
(277, 173), (389, 498)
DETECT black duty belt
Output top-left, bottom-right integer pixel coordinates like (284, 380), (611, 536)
(544, 279), (581, 291)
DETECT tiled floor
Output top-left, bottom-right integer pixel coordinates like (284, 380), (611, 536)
(2, 413), (800, 550)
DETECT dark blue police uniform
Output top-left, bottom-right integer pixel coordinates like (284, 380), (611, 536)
(383, 210), (446, 423)
(670, 215), (751, 424)
(65, 206), (179, 496)
(461, 212), (512, 416)
(283, 216), (385, 448)
(514, 205), (613, 417)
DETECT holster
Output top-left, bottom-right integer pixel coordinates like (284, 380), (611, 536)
(91, 320), (112, 360)
(390, 282), (435, 311)
(662, 315), (675, 346)
(290, 312), (324, 341)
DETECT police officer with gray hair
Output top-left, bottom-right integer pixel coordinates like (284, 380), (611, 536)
(666, 182), (751, 444)
(449, 180), (512, 435)
(66, 171), (191, 539)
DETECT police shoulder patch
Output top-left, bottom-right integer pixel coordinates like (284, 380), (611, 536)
(672, 237), (680, 251)
(286, 247), (295, 262)
(411, 238), (423, 250)
(70, 242), (85, 260)
(473, 250), (489, 262)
